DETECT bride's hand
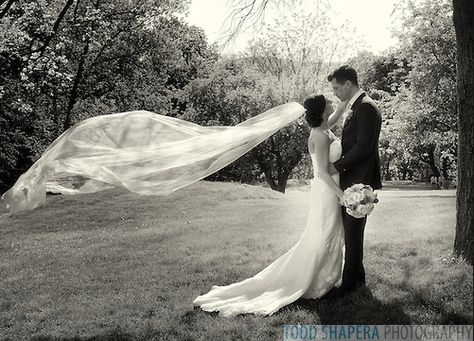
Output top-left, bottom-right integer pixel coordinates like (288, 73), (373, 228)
(329, 162), (338, 175)
(338, 191), (345, 201)
(336, 100), (349, 113)
(328, 101), (348, 129)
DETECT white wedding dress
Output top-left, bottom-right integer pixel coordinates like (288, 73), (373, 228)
(193, 139), (345, 317)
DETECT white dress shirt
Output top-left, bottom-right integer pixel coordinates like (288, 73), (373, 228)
(342, 89), (364, 126)
(348, 89), (365, 109)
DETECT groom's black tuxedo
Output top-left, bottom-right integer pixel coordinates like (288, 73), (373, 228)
(333, 92), (382, 292)
(333, 93), (382, 190)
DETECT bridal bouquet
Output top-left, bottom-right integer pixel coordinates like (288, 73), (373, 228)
(341, 184), (379, 218)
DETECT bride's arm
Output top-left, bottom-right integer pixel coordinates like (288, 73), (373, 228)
(328, 100), (348, 129)
(313, 131), (344, 199)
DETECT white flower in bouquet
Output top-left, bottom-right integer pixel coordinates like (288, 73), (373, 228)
(356, 202), (374, 215)
(353, 191), (365, 203)
(343, 192), (355, 204)
(341, 184), (379, 218)
(362, 188), (372, 198)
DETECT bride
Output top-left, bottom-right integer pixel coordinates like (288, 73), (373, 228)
(193, 95), (347, 317)
(1, 92), (349, 317)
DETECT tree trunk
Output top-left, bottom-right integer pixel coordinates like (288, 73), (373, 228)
(426, 147), (440, 178)
(275, 175), (288, 193)
(453, 0), (474, 264)
(64, 40), (90, 130)
(37, 0), (74, 56)
(384, 155), (392, 181)
(400, 160), (409, 181)
(255, 155), (290, 193)
(260, 164), (287, 193)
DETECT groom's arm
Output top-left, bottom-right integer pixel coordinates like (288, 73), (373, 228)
(333, 103), (379, 173)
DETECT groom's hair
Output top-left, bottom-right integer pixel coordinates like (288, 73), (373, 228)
(327, 65), (359, 86)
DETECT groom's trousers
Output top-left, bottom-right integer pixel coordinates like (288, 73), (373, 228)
(341, 207), (367, 291)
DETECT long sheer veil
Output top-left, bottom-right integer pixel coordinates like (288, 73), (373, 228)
(1, 102), (305, 212)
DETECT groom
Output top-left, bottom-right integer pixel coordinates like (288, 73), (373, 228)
(328, 65), (382, 295)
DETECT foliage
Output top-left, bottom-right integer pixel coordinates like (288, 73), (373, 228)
(348, 51), (411, 96)
(247, 10), (366, 101)
(183, 9), (366, 192)
(0, 0), (460, 194)
(389, 0), (458, 181)
(345, 0), (457, 183)
(0, 0), (216, 192)
(182, 58), (308, 191)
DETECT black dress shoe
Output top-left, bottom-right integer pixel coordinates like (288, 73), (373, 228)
(341, 275), (365, 289)
(340, 281), (367, 296)
(355, 279), (366, 289)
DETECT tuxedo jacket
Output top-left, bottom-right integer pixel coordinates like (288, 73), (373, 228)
(333, 93), (382, 191)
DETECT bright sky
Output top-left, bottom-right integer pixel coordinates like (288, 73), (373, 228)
(185, 0), (400, 55)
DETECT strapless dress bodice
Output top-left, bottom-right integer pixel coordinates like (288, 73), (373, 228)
(310, 140), (342, 178)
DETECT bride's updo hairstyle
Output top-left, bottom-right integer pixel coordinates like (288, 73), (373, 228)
(303, 95), (326, 128)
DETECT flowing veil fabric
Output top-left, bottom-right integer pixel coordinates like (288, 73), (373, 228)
(1, 102), (305, 212)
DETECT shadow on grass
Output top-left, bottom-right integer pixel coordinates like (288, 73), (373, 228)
(27, 325), (194, 341)
(378, 272), (473, 325)
(27, 329), (135, 341)
(286, 286), (412, 324)
(384, 195), (456, 199)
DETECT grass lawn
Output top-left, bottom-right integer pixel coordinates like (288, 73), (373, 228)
(0, 181), (472, 340)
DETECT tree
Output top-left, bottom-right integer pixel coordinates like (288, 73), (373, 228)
(453, 0), (473, 264)
(246, 10), (364, 101)
(348, 52), (411, 97)
(0, 0), (215, 193)
(347, 51), (413, 181)
(184, 9), (365, 193)
(245, 10), (364, 191)
(182, 58), (306, 192)
(373, 0), (459, 183)
(220, 0), (334, 46)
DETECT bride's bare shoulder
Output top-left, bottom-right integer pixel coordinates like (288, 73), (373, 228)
(309, 128), (329, 144)
(308, 128), (329, 153)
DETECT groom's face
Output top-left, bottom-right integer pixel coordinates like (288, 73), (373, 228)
(330, 79), (351, 101)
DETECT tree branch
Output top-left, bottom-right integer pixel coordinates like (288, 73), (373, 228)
(30, 0), (75, 57)
(0, 0), (16, 19)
